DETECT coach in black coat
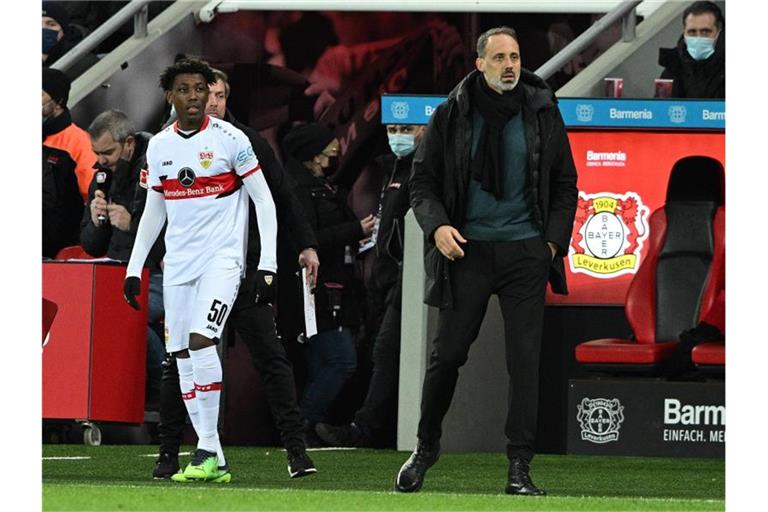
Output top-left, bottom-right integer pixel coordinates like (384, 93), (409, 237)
(410, 67), (578, 309)
(397, 27), (577, 497)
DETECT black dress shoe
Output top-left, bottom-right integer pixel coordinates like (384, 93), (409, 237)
(394, 440), (440, 492)
(505, 457), (546, 496)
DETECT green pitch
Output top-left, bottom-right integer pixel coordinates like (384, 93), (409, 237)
(43, 445), (724, 511)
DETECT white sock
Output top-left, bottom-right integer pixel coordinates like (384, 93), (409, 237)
(176, 357), (201, 435)
(190, 345), (226, 466)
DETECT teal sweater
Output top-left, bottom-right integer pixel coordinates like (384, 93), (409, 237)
(461, 110), (540, 241)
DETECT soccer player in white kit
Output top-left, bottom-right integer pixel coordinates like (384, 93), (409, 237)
(123, 59), (278, 483)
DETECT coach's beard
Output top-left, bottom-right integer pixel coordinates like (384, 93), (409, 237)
(484, 72), (519, 92)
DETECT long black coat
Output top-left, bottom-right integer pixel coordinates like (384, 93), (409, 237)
(409, 69), (578, 309)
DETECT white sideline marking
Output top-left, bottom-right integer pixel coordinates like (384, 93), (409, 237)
(139, 451), (191, 458)
(42, 456), (91, 460)
(41, 483), (725, 503)
(303, 447), (358, 452)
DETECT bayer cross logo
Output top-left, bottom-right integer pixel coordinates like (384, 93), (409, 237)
(668, 105), (687, 124)
(178, 167), (196, 188)
(391, 101), (409, 120)
(577, 398), (625, 444)
(575, 104), (594, 122)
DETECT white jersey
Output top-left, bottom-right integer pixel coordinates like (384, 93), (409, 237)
(146, 115), (260, 285)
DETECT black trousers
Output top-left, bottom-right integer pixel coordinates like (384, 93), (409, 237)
(157, 286), (305, 455)
(355, 277), (402, 437)
(417, 238), (550, 463)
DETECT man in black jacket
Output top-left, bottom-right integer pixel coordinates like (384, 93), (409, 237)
(151, 69), (321, 480)
(395, 26), (577, 496)
(280, 123), (374, 445)
(81, 109), (165, 403)
(658, 1), (725, 99)
(314, 123), (424, 448)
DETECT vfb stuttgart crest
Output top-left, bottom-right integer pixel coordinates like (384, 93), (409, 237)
(569, 191), (649, 279)
(199, 150), (214, 170)
(577, 398), (625, 444)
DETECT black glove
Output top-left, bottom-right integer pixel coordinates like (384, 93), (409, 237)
(254, 270), (277, 306)
(123, 276), (141, 310)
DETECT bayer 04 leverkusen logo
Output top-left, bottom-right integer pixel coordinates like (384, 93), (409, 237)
(569, 191), (650, 278)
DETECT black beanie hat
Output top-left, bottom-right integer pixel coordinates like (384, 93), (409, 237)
(42, 2), (70, 33)
(43, 68), (71, 107)
(282, 123), (336, 162)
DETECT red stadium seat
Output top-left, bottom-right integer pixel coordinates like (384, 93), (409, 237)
(691, 342), (725, 366)
(575, 156), (724, 373)
(54, 245), (94, 260)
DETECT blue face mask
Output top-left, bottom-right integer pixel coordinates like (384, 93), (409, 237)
(685, 36), (716, 61)
(387, 133), (416, 158)
(43, 28), (60, 53)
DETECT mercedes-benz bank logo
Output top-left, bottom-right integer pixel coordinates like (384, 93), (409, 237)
(178, 167), (196, 188)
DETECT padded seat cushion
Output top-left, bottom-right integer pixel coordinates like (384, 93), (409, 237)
(691, 341), (725, 366)
(575, 338), (679, 364)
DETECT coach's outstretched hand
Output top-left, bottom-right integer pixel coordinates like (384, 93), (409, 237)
(123, 276), (141, 310)
(254, 270), (277, 306)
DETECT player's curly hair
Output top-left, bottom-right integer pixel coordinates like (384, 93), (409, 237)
(159, 58), (216, 92)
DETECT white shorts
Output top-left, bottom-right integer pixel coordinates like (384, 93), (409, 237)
(163, 260), (242, 353)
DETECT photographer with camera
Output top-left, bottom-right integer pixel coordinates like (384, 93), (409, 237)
(80, 110), (165, 405)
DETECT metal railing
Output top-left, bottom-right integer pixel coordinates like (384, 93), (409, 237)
(50, 0), (152, 74)
(535, 0), (642, 80)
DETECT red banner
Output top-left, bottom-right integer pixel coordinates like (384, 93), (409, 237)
(547, 130), (725, 305)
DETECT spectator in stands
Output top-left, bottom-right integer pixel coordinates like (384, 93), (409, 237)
(658, 1), (725, 99)
(80, 110), (164, 404)
(151, 69), (320, 480)
(42, 71), (83, 258)
(280, 123), (374, 445)
(395, 26), (577, 496)
(43, 68), (97, 201)
(315, 123), (425, 448)
(43, 1), (99, 81)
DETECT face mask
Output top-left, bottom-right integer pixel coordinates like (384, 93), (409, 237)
(43, 28), (60, 53)
(685, 36), (716, 61)
(388, 133), (416, 158)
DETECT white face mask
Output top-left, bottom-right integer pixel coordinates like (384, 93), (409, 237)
(685, 36), (716, 61)
(387, 133), (416, 158)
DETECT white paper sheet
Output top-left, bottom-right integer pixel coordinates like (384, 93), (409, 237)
(302, 267), (318, 338)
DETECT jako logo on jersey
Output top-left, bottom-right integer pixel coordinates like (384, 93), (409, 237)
(162, 160), (173, 166)
(178, 167), (196, 188)
(199, 151), (214, 169)
(568, 191), (649, 279)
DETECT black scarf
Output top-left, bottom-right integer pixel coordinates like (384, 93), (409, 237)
(471, 74), (524, 198)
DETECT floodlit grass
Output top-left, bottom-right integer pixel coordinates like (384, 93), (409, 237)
(43, 445), (724, 511)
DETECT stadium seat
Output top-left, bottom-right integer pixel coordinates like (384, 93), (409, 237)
(54, 245), (94, 260)
(575, 156), (725, 373)
(691, 342), (725, 377)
